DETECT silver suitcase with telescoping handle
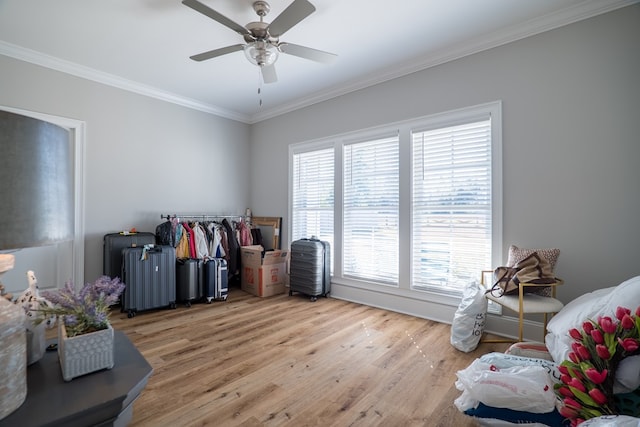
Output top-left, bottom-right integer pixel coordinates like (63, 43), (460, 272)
(203, 258), (228, 303)
(176, 258), (202, 307)
(289, 238), (331, 301)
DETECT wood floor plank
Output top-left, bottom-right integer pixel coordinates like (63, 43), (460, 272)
(109, 287), (509, 426)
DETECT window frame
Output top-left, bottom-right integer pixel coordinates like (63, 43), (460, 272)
(342, 133), (400, 285)
(288, 101), (502, 304)
(289, 139), (337, 256)
(411, 118), (494, 295)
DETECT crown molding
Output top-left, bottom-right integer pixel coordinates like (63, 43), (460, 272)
(0, 40), (251, 123)
(1, 0), (635, 125)
(248, 0), (637, 123)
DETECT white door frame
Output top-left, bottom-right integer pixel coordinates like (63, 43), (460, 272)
(1, 105), (85, 288)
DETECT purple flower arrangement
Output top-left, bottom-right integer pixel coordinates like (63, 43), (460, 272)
(556, 305), (640, 426)
(38, 276), (125, 337)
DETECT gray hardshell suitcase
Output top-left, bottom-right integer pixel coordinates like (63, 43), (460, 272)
(121, 245), (176, 317)
(103, 232), (155, 279)
(176, 258), (203, 307)
(289, 238), (331, 301)
(203, 258), (228, 303)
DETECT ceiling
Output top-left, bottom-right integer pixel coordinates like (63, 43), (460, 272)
(0, 0), (634, 123)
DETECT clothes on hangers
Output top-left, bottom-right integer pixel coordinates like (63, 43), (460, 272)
(207, 222), (226, 258)
(192, 222), (209, 259)
(156, 214), (259, 278)
(238, 220), (252, 247)
(221, 218), (239, 276)
(175, 226), (190, 259)
(250, 227), (264, 248)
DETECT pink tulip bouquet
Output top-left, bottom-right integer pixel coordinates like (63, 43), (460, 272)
(555, 305), (640, 426)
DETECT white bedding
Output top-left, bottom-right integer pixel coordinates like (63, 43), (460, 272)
(545, 275), (640, 393)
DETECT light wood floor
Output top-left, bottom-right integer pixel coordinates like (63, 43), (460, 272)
(109, 287), (509, 426)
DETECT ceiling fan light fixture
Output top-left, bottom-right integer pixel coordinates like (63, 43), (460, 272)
(244, 40), (279, 67)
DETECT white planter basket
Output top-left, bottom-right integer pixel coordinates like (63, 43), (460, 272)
(58, 322), (114, 382)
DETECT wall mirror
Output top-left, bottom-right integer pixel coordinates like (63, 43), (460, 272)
(251, 216), (281, 250)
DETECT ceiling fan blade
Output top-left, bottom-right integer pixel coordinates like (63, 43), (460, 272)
(182, 0), (249, 36)
(261, 64), (278, 84)
(279, 43), (337, 64)
(190, 44), (244, 62)
(268, 0), (315, 38)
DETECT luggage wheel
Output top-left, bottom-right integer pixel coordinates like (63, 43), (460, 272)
(170, 302), (177, 309)
(310, 296), (317, 302)
(185, 301), (192, 308)
(127, 310), (136, 318)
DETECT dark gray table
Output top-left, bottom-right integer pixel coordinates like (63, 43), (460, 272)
(0, 331), (152, 427)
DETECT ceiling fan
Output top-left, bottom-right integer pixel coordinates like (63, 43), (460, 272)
(182, 0), (337, 84)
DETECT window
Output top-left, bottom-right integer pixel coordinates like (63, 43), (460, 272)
(412, 120), (492, 294)
(343, 135), (399, 284)
(291, 147), (335, 248)
(289, 102), (501, 298)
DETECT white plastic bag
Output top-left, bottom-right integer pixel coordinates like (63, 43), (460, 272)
(450, 280), (487, 352)
(579, 416), (640, 427)
(479, 352), (562, 384)
(454, 358), (557, 413)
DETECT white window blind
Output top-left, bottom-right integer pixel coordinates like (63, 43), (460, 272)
(292, 148), (335, 246)
(343, 136), (399, 284)
(412, 119), (492, 293)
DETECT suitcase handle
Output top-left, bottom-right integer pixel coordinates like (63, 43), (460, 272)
(140, 244), (160, 261)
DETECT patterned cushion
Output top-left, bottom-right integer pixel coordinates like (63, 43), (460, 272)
(506, 245), (560, 297)
(507, 245), (560, 270)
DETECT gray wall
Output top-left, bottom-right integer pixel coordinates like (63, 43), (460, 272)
(1, 5), (638, 340)
(0, 55), (251, 286)
(249, 5), (640, 332)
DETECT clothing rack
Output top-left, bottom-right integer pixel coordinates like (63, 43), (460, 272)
(160, 214), (249, 222)
(157, 214), (254, 274)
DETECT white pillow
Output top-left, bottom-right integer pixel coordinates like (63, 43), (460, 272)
(604, 275), (640, 318)
(546, 276), (640, 362)
(545, 287), (614, 363)
(545, 276), (640, 392)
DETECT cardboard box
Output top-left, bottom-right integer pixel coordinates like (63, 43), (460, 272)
(240, 246), (289, 297)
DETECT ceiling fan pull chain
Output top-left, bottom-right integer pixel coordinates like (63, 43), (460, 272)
(258, 68), (263, 107)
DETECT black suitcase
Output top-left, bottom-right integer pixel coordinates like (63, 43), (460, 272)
(176, 258), (202, 307)
(103, 232), (156, 279)
(289, 238), (331, 301)
(121, 245), (176, 317)
(202, 258), (229, 303)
